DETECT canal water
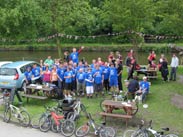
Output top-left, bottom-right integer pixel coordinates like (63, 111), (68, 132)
(0, 50), (174, 65)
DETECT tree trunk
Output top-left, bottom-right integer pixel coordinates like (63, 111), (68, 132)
(56, 38), (62, 58)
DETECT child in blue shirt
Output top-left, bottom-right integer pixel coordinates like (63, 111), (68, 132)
(85, 67), (94, 98)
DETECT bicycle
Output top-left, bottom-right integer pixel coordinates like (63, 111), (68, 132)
(3, 92), (30, 127)
(123, 120), (178, 137)
(100, 92), (139, 115)
(39, 106), (75, 137)
(66, 98), (88, 121)
(75, 113), (116, 137)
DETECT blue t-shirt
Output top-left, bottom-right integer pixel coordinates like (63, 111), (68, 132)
(57, 68), (65, 81)
(139, 81), (149, 92)
(32, 67), (41, 77)
(70, 52), (79, 64)
(76, 72), (86, 83)
(64, 71), (73, 83)
(93, 69), (103, 84)
(103, 66), (110, 80)
(109, 67), (118, 79)
(24, 71), (32, 81)
(85, 72), (94, 86)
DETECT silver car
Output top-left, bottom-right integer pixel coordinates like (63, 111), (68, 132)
(0, 61), (40, 91)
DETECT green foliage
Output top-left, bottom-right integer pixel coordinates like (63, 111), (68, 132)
(0, 0), (183, 45)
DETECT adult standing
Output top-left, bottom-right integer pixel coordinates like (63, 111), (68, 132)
(44, 56), (54, 68)
(116, 58), (123, 93)
(161, 58), (169, 81)
(170, 54), (179, 81)
(69, 46), (84, 64)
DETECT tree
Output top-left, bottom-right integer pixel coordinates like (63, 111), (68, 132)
(102, 0), (155, 46)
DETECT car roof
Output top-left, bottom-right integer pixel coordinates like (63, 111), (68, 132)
(0, 61), (12, 67)
(1, 61), (37, 68)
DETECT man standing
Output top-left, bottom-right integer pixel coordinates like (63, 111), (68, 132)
(70, 46), (84, 64)
(170, 54), (179, 81)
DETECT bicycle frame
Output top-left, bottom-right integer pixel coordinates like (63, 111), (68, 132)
(51, 111), (65, 126)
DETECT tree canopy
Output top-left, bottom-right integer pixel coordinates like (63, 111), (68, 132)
(0, 0), (182, 43)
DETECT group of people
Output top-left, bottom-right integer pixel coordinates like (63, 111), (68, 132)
(24, 46), (179, 102)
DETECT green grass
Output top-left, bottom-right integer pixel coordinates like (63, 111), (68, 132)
(0, 68), (183, 136)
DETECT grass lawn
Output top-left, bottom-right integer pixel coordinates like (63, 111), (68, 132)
(0, 67), (183, 137)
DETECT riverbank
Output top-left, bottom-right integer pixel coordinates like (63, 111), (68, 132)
(0, 43), (171, 53)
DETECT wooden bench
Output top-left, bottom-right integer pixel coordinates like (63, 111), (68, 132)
(100, 112), (132, 127)
(21, 94), (48, 103)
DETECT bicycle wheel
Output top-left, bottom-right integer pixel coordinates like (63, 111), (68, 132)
(75, 124), (90, 137)
(3, 107), (11, 123)
(51, 122), (58, 133)
(99, 126), (116, 137)
(61, 119), (75, 137)
(19, 110), (31, 127)
(39, 114), (51, 132)
(123, 130), (136, 137)
(132, 130), (148, 137)
(100, 99), (106, 112)
(165, 134), (179, 137)
(67, 112), (77, 121)
(132, 103), (138, 115)
(31, 114), (42, 129)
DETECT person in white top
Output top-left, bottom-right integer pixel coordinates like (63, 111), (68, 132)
(170, 53), (179, 81)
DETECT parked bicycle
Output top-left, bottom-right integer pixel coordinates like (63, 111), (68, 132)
(66, 98), (88, 121)
(39, 105), (75, 137)
(3, 92), (30, 127)
(75, 113), (116, 137)
(123, 120), (178, 137)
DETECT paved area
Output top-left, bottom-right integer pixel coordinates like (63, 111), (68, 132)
(0, 119), (63, 137)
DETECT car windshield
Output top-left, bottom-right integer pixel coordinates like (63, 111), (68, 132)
(0, 68), (17, 75)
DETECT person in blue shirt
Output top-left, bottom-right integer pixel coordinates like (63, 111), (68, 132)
(103, 62), (110, 93)
(93, 64), (104, 97)
(76, 68), (86, 96)
(69, 46), (84, 64)
(109, 63), (118, 95)
(57, 63), (65, 90)
(85, 67), (94, 99)
(32, 64), (42, 84)
(64, 66), (73, 98)
(24, 66), (32, 85)
(138, 76), (150, 102)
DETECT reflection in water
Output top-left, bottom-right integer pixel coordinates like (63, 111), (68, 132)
(0, 51), (174, 65)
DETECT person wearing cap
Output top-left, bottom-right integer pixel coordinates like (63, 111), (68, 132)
(138, 76), (150, 102)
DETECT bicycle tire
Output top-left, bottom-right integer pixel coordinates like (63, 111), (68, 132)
(19, 110), (31, 127)
(132, 129), (148, 137)
(67, 112), (77, 121)
(51, 122), (58, 133)
(61, 119), (75, 137)
(3, 106), (11, 123)
(75, 124), (90, 137)
(39, 114), (51, 132)
(132, 103), (138, 115)
(99, 126), (116, 137)
(165, 134), (179, 137)
(31, 114), (42, 129)
(123, 130), (136, 137)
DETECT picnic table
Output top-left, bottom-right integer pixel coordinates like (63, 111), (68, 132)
(21, 84), (55, 103)
(100, 100), (137, 126)
(136, 68), (158, 79)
